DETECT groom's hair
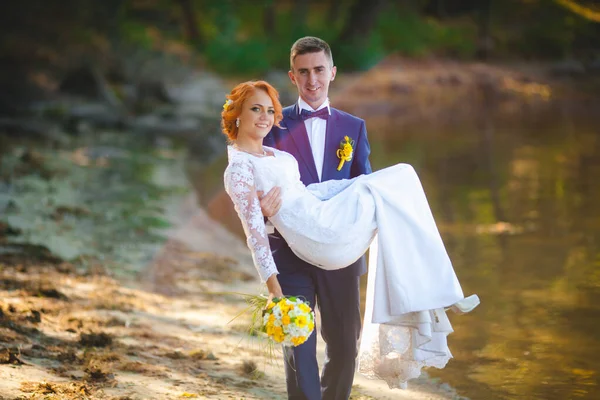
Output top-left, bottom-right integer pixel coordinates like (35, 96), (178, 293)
(290, 36), (334, 70)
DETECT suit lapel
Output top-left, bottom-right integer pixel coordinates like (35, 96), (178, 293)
(321, 109), (340, 182)
(286, 104), (319, 182)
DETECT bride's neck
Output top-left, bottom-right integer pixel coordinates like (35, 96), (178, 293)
(234, 138), (264, 155)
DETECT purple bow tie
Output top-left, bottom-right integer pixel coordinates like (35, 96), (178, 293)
(300, 108), (330, 120)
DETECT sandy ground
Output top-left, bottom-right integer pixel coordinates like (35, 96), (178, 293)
(0, 192), (464, 400)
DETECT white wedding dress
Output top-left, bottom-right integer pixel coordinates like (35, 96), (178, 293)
(224, 145), (468, 388)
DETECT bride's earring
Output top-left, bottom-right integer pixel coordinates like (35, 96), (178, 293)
(236, 118), (240, 127)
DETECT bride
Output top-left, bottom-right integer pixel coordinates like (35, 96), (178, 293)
(222, 80), (479, 388)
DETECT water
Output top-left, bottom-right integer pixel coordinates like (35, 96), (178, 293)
(364, 107), (600, 400)
(198, 104), (600, 399)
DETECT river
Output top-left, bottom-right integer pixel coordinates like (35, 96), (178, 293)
(199, 99), (600, 399)
(362, 104), (600, 400)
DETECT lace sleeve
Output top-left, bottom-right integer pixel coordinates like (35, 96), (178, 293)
(224, 159), (278, 282)
(306, 177), (358, 200)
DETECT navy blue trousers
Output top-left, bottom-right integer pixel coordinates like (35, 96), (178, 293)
(275, 241), (362, 400)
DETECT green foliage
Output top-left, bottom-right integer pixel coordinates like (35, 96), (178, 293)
(0, 135), (187, 274)
(376, 11), (476, 59)
(3, 0), (598, 83)
(204, 36), (271, 75)
(197, 2), (479, 74)
(335, 33), (387, 71)
(119, 20), (154, 49)
(489, 0), (599, 59)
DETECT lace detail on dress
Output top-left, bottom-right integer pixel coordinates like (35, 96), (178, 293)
(224, 157), (278, 282)
(358, 309), (453, 389)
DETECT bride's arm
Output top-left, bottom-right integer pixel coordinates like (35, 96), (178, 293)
(224, 160), (279, 283)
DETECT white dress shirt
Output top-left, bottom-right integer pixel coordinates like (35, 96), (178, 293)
(298, 97), (331, 182)
(265, 98), (331, 234)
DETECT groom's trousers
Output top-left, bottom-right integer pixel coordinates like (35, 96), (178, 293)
(274, 237), (364, 400)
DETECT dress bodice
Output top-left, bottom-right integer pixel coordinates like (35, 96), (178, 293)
(224, 145), (359, 281)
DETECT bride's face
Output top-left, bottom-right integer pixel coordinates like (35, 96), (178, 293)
(237, 89), (275, 141)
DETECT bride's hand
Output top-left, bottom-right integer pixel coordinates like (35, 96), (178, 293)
(258, 187), (282, 217)
(266, 274), (283, 301)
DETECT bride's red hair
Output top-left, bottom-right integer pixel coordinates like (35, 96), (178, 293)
(221, 80), (283, 142)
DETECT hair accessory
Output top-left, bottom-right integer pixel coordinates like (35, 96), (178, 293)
(223, 99), (233, 111)
(235, 118), (240, 127)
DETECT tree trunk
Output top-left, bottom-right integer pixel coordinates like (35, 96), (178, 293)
(437, 0), (446, 19)
(178, 0), (202, 46)
(475, 0), (492, 60)
(326, 1), (341, 27)
(263, 0), (276, 38)
(337, 0), (386, 43)
(292, 0), (309, 35)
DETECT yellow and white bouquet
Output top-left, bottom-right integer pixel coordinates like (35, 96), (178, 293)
(262, 296), (315, 347)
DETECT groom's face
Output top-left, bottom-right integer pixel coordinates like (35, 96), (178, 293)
(289, 51), (336, 110)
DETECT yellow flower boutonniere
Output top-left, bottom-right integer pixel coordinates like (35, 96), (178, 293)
(336, 136), (354, 171)
(223, 99), (233, 111)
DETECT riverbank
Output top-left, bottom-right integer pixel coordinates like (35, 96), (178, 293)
(3, 57), (599, 399)
(0, 191), (465, 400)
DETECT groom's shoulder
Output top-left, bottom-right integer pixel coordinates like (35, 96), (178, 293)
(282, 105), (296, 118)
(330, 107), (365, 125)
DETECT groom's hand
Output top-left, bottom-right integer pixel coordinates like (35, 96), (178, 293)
(257, 187), (282, 217)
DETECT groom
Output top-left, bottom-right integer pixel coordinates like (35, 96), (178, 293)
(261, 36), (372, 400)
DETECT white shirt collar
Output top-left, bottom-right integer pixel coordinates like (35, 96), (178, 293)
(297, 97), (331, 115)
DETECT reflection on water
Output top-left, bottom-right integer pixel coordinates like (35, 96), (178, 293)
(366, 108), (600, 400)
(196, 105), (600, 399)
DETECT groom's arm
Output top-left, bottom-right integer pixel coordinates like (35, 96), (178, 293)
(350, 120), (372, 178)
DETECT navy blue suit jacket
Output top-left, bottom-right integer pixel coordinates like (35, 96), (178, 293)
(263, 104), (372, 276)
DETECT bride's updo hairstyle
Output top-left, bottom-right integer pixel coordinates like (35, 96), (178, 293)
(221, 80), (283, 142)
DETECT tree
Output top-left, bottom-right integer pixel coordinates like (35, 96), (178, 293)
(476, 0), (493, 60)
(555, 0), (600, 23)
(337, 0), (386, 44)
(178, 0), (203, 47)
(263, 0), (276, 38)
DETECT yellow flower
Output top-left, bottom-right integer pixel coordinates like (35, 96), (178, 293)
(279, 302), (291, 313)
(268, 314), (275, 324)
(292, 336), (306, 346)
(223, 99), (232, 111)
(341, 143), (352, 157)
(270, 325), (285, 343)
(282, 315), (291, 325)
(336, 136), (355, 171)
(295, 315), (308, 328)
(308, 321), (314, 331)
(266, 301), (275, 310)
(299, 303), (311, 313)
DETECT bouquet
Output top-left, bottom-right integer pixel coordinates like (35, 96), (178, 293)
(228, 293), (316, 348)
(262, 296), (315, 347)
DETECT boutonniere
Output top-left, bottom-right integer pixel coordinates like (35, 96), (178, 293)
(336, 136), (354, 171)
